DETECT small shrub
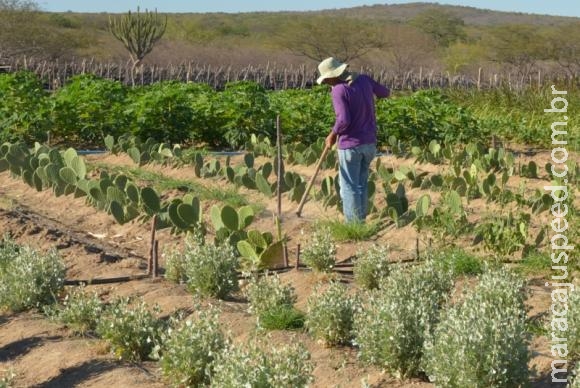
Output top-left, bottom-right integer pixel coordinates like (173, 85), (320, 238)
(164, 232), (204, 283)
(244, 272), (297, 316)
(45, 285), (104, 335)
(353, 244), (390, 290)
(171, 239), (239, 299)
(354, 261), (453, 377)
(301, 227), (336, 272)
(569, 289), (580, 359)
(0, 368), (15, 388)
(517, 251), (551, 276)
(259, 305), (305, 331)
(0, 239), (65, 312)
(423, 266), (530, 387)
(210, 340), (313, 387)
(306, 281), (359, 346)
(157, 305), (226, 387)
(96, 297), (163, 362)
(571, 363), (580, 388)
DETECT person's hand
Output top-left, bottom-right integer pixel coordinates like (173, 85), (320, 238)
(325, 132), (337, 149)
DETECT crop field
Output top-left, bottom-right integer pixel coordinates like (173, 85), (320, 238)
(0, 72), (578, 387)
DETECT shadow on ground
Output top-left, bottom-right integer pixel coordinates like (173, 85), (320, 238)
(34, 360), (119, 388)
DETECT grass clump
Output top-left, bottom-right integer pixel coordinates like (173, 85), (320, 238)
(306, 281), (359, 346)
(258, 305), (305, 331)
(96, 297), (164, 362)
(516, 250), (551, 276)
(354, 261), (453, 378)
(316, 219), (379, 241)
(210, 339), (313, 387)
(157, 305), (226, 387)
(423, 266), (530, 387)
(353, 244), (390, 290)
(0, 237), (65, 312)
(431, 247), (484, 277)
(45, 285), (104, 335)
(301, 227), (336, 272)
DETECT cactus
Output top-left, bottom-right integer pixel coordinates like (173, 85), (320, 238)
(415, 194), (431, 218)
(244, 153), (254, 168)
(108, 7), (167, 81)
(107, 186), (126, 206)
(0, 159), (9, 173)
(104, 135), (115, 153)
(211, 204), (254, 233)
(59, 167), (78, 185)
(141, 186), (161, 214)
(255, 173), (272, 197)
(127, 146), (141, 165)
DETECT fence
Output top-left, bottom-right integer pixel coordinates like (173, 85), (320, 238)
(1, 57), (578, 91)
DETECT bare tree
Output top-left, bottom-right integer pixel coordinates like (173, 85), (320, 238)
(275, 16), (384, 63)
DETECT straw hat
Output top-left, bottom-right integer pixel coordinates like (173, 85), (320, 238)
(316, 57), (348, 85)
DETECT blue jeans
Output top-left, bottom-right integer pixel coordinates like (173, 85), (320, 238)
(338, 143), (376, 223)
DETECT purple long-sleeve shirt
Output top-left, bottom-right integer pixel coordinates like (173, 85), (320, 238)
(331, 74), (390, 149)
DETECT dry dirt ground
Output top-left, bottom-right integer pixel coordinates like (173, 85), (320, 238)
(0, 150), (571, 387)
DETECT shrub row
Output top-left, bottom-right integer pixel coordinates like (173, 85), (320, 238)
(1, 71), (495, 149)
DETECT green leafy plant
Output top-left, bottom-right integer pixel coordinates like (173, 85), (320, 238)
(210, 339), (313, 387)
(430, 247), (484, 277)
(569, 289), (580, 360)
(45, 285), (104, 335)
(353, 244), (391, 290)
(183, 242), (239, 299)
(423, 266), (530, 387)
(258, 305), (305, 331)
(0, 237), (65, 312)
(244, 272), (296, 316)
(157, 305), (226, 387)
(474, 210), (530, 259)
(96, 297), (163, 362)
(306, 281), (359, 346)
(301, 227), (336, 272)
(354, 261), (453, 377)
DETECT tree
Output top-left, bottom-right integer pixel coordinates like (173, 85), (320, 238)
(485, 24), (548, 77)
(275, 16), (384, 62)
(379, 25), (438, 73)
(109, 7), (167, 82)
(547, 22), (580, 77)
(409, 9), (466, 48)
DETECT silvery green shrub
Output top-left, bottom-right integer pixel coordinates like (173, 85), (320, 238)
(571, 362), (580, 388)
(96, 297), (163, 362)
(180, 241), (239, 299)
(354, 261), (453, 377)
(244, 272), (297, 316)
(306, 281), (359, 346)
(423, 266), (530, 387)
(165, 232), (204, 284)
(45, 285), (104, 335)
(210, 340), (313, 387)
(157, 305), (226, 387)
(0, 239), (65, 312)
(569, 288), (580, 360)
(301, 227), (336, 272)
(353, 244), (390, 290)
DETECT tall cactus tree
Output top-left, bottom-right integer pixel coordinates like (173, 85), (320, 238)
(108, 7), (167, 84)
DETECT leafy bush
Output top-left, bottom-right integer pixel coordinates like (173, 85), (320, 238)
(354, 261), (453, 377)
(217, 81), (275, 149)
(0, 71), (50, 143)
(423, 266), (530, 387)
(96, 297), (163, 362)
(45, 285), (104, 335)
(244, 272), (297, 316)
(353, 244), (390, 290)
(184, 242), (239, 299)
(210, 340), (313, 387)
(157, 305), (226, 387)
(376, 89), (483, 146)
(306, 281), (359, 346)
(164, 232), (204, 284)
(301, 227), (336, 272)
(0, 238), (65, 312)
(571, 363), (580, 388)
(126, 81), (196, 144)
(50, 74), (128, 144)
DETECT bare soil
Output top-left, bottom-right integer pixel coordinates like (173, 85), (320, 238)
(0, 150), (571, 387)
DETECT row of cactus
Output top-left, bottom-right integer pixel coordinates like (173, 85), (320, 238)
(105, 134), (182, 166)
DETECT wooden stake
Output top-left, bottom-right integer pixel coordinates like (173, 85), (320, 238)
(295, 244), (301, 270)
(149, 215), (157, 277)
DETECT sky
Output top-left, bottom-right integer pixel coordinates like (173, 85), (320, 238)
(39, 0), (580, 17)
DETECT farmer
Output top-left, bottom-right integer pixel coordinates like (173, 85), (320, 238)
(317, 57), (390, 223)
